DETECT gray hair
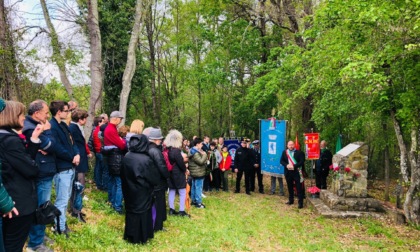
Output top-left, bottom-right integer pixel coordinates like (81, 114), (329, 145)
(28, 99), (47, 115)
(164, 129), (183, 148)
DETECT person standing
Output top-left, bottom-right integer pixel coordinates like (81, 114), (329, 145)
(24, 100), (56, 252)
(69, 109), (91, 223)
(165, 130), (190, 216)
(89, 116), (107, 191)
(49, 100), (80, 236)
(188, 138), (208, 208)
(0, 100), (43, 251)
(103, 111), (127, 214)
(315, 140), (333, 190)
(250, 140), (264, 193)
(270, 176), (285, 196)
(219, 145), (232, 192)
(280, 141), (305, 209)
(209, 142), (222, 191)
(121, 134), (160, 244)
(146, 128), (170, 230)
(234, 139), (254, 195)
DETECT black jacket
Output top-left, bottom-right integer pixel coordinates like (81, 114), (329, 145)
(23, 116), (57, 179)
(252, 148), (261, 167)
(121, 134), (160, 214)
(50, 117), (79, 171)
(234, 147), (254, 172)
(69, 123), (89, 173)
(316, 149), (333, 173)
(0, 129), (39, 216)
(280, 149), (305, 175)
(168, 148), (187, 189)
(148, 142), (170, 191)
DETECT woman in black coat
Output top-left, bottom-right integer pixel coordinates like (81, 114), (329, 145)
(68, 109), (90, 222)
(121, 134), (160, 244)
(164, 130), (189, 217)
(0, 100), (42, 252)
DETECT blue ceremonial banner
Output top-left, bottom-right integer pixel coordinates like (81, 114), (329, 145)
(224, 139), (240, 169)
(260, 119), (287, 177)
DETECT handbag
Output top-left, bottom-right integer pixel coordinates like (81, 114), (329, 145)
(35, 200), (61, 225)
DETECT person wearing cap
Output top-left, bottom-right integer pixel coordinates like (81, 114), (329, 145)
(145, 128), (171, 229)
(250, 140), (264, 194)
(103, 111), (127, 214)
(234, 138), (254, 195)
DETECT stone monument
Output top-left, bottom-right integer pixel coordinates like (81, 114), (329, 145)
(309, 142), (384, 216)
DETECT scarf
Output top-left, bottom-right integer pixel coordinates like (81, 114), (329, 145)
(286, 149), (304, 183)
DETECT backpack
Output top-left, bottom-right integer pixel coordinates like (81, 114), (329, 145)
(162, 147), (173, 171)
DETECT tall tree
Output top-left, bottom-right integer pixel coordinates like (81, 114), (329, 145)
(85, 0), (103, 136)
(0, 0), (20, 100)
(119, 0), (150, 125)
(39, 0), (74, 99)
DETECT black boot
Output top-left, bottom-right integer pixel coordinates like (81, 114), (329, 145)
(178, 211), (190, 218)
(169, 208), (178, 215)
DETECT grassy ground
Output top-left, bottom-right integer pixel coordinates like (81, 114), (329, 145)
(44, 176), (420, 252)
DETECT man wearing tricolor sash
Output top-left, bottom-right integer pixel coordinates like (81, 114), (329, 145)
(280, 141), (305, 209)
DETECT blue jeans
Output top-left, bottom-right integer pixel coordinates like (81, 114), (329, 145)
(94, 153), (109, 190)
(28, 177), (54, 248)
(109, 175), (122, 211)
(191, 177), (204, 205)
(72, 174), (85, 213)
(54, 169), (75, 232)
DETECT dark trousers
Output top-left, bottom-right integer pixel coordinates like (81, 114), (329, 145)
(285, 170), (304, 205)
(2, 213), (34, 252)
(153, 188), (167, 232)
(315, 170), (329, 190)
(236, 170), (252, 193)
(203, 175), (211, 192)
(211, 169), (221, 191)
(250, 168), (264, 192)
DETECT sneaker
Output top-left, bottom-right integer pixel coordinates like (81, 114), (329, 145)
(195, 204), (205, 209)
(201, 193), (207, 198)
(26, 244), (53, 252)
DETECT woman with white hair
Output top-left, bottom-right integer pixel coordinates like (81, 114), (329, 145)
(164, 130), (189, 217)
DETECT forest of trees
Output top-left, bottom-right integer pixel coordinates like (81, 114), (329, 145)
(0, 0), (419, 224)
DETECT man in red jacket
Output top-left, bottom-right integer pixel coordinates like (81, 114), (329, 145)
(103, 111), (126, 214)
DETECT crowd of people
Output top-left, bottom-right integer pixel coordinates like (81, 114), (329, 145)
(0, 97), (332, 251)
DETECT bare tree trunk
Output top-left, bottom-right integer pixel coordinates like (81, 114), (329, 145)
(403, 127), (420, 224)
(39, 0), (74, 99)
(383, 123), (390, 201)
(85, 0), (103, 137)
(391, 110), (409, 183)
(145, 1), (158, 123)
(119, 0), (149, 125)
(0, 0), (20, 100)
